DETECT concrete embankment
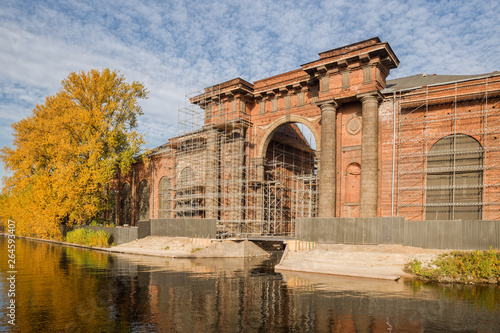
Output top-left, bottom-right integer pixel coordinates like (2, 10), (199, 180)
(276, 241), (445, 281)
(100, 236), (270, 258)
(3, 234), (270, 258)
(4, 234), (444, 280)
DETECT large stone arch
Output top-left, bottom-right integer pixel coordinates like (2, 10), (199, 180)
(257, 115), (321, 160)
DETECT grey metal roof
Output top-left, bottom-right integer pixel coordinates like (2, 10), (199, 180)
(383, 72), (500, 93)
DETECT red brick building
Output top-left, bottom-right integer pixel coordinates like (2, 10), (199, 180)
(113, 37), (500, 237)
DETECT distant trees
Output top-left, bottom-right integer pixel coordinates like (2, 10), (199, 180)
(0, 69), (148, 238)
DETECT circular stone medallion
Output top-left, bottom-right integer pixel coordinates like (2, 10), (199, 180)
(346, 114), (362, 135)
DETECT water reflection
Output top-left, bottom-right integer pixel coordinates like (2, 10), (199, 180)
(281, 271), (500, 332)
(1, 237), (500, 332)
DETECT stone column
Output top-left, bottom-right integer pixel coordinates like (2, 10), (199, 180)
(360, 94), (380, 217)
(318, 101), (338, 217)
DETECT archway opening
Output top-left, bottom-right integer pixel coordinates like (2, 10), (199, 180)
(263, 122), (318, 236)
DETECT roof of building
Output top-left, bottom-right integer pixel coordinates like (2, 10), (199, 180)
(383, 72), (500, 93)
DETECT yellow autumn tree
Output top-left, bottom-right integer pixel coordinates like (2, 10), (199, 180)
(0, 69), (148, 239)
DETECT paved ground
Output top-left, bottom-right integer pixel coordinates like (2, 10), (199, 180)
(101, 236), (270, 258)
(101, 236), (204, 257)
(276, 243), (446, 281)
(98, 236), (445, 281)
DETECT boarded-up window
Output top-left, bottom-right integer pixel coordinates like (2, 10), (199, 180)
(297, 91), (304, 107)
(158, 177), (171, 218)
(310, 86), (319, 104)
(321, 75), (330, 92)
(108, 189), (117, 224)
(120, 183), (131, 225)
(341, 71), (350, 89)
(240, 100), (246, 113)
(272, 97), (278, 112)
(231, 99), (237, 113)
(179, 167), (195, 189)
(284, 95), (291, 110)
(259, 100), (265, 115)
(177, 167), (200, 217)
(426, 134), (483, 220)
(363, 67), (372, 83)
(137, 180), (150, 221)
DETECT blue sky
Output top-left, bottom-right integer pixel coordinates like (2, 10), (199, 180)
(1, 0), (499, 186)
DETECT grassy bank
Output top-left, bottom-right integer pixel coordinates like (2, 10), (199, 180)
(65, 228), (112, 247)
(405, 249), (500, 284)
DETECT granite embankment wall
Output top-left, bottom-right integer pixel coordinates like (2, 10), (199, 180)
(296, 218), (500, 250)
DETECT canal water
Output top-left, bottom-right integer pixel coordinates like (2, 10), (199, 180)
(1, 237), (500, 332)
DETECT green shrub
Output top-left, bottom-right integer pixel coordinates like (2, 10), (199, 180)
(65, 228), (111, 247)
(88, 220), (99, 226)
(405, 248), (500, 283)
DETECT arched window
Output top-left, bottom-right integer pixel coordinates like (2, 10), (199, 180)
(158, 177), (171, 218)
(120, 183), (131, 225)
(108, 189), (117, 224)
(179, 167), (195, 189)
(137, 180), (150, 221)
(176, 167), (200, 217)
(426, 134), (483, 220)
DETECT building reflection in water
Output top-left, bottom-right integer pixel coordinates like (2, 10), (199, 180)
(111, 253), (500, 332)
(2, 238), (500, 332)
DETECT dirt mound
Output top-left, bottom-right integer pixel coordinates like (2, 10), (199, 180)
(189, 240), (270, 258)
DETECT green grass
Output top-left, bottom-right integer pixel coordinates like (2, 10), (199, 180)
(405, 248), (500, 283)
(65, 228), (112, 247)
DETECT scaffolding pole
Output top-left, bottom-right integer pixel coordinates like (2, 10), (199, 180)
(396, 77), (500, 220)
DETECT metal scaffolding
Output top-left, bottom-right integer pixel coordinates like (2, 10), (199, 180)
(171, 88), (317, 238)
(396, 77), (500, 220)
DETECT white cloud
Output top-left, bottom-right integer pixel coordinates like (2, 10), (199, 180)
(1, 0), (499, 184)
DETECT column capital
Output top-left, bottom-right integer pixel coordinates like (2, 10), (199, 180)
(356, 92), (383, 103)
(315, 98), (339, 111)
